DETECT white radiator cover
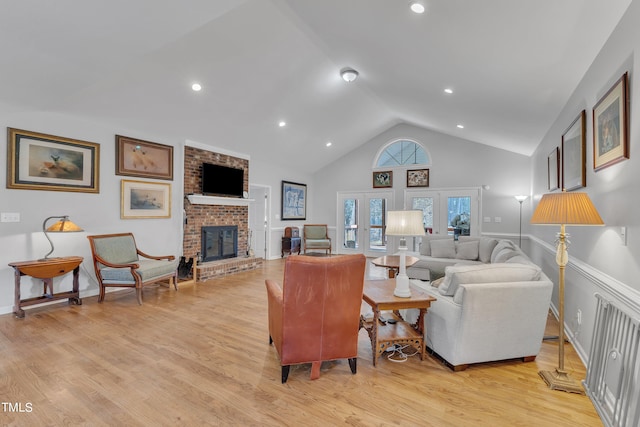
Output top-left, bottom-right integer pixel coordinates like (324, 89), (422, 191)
(584, 293), (640, 427)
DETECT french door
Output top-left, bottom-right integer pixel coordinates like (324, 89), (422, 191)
(405, 188), (480, 249)
(338, 191), (394, 257)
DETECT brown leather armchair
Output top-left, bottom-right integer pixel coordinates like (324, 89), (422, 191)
(265, 254), (366, 383)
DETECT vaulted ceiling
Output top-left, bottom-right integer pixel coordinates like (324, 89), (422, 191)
(0, 0), (631, 174)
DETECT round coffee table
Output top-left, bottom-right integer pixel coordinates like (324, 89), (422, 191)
(371, 255), (419, 278)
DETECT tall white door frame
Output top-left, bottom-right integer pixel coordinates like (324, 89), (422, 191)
(249, 184), (271, 259)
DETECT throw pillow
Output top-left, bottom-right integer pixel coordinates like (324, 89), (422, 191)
(430, 239), (456, 258)
(431, 277), (444, 288)
(455, 241), (479, 261)
(479, 238), (499, 263)
(439, 263), (541, 297)
(490, 240), (517, 263)
(419, 240), (430, 256)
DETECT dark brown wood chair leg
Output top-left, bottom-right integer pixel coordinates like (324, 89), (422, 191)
(281, 366), (290, 383)
(522, 355), (536, 363)
(348, 358), (357, 374)
(269, 335), (273, 345)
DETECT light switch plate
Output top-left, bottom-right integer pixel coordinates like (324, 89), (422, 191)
(1, 212), (20, 222)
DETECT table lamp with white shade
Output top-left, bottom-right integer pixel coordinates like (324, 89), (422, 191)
(385, 210), (425, 297)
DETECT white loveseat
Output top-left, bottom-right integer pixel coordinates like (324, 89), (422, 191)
(402, 236), (553, 370)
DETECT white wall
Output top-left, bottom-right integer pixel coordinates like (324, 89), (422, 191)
(0, 109), (315, 313)
(248, 157), (313, 259)
(311, 122), (532, 235)
(0, 111), (185, 313)
(528, 0), (640, 363)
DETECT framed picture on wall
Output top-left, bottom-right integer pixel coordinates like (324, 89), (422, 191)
(6, 127), (100, 193)
(593, 72), (629, 171)
(116, 135), (174, 180)
(121, 179), (171, 219)
(547, 147), (560, 191)
(281, 180), (306, 220)
(372, 171), (393, 188)
(407, 169), (429, 187)
(561, 110), (586, 191)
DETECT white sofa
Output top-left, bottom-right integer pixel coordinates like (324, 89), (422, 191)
(402, 236), (553, 371)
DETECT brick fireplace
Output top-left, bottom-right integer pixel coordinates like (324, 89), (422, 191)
(183, 145), (262, 281)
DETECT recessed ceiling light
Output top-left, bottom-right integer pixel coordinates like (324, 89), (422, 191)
(457, 124), (465, 129)
(278, 121), (286, 127)
(340, 67), (359, 82)
(409, 1), (425, 14)
(444, 88), (453, 94)
(326, 142), (332, 147)
(191, 83), (202, 91)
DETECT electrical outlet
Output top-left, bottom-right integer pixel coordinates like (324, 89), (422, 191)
(576, 309), (582, 326)
(494, 217), (502, 223)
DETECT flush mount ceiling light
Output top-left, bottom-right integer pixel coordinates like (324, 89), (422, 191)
(278, 121), (286, 127)
(340, 67), (359, 82)
(409, 1), (425, 14)
(444, 88), (453, 94)
(326, 141), (332, 147)
(191, 83), (202, 91)
(457, 124), (465, 129)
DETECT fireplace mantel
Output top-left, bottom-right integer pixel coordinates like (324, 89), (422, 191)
(187, 194), (254, 206)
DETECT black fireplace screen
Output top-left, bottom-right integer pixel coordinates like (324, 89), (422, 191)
(201, 226), (238, 262)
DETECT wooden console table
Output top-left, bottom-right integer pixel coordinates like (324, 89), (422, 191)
(8, 256), (83, 318)
(360, 279), (436, 366)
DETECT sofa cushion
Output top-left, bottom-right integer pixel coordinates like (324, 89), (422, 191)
(439, 262), (542, 297)
(419, 235), (451, 256)
(407, 257), (479, 281)
(431, 239), (456, 258)
(455, 241), (479, 261)
(490, 240), (518, 263)
(505, 255), (536, 267)
(479, 238), (499, 263)
(100, 259), (178, 283)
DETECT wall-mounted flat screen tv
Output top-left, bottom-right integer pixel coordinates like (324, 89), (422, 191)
(201, 163), (244, 197)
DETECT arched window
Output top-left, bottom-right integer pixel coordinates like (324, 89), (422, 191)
(375, 139), (429, 167)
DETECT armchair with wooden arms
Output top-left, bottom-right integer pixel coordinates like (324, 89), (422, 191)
(303, 224), (332, 254)
(87, 233), (179, 305)
(265, 254), (366, 383)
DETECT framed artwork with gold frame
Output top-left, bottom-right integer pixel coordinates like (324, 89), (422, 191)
(7, 127), (100, 193)
(593, 72), (629, 171)
(116, 135), (173, 180)
(561, 110), (586, 191)
(121, 179), (171, 219)
(547, 147), (560, 191)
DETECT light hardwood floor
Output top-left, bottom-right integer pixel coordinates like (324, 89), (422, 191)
(0, 258), (602, 426)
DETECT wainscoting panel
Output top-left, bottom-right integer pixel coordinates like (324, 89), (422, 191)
(584, 293), (640, 427)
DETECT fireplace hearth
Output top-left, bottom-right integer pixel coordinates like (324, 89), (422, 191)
(201, 226), (238, 262)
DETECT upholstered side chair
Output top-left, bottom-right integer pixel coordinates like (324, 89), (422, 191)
(87, 233), (178, 305)
(302, 224), (332, 254)
(265, 254), (366, 383)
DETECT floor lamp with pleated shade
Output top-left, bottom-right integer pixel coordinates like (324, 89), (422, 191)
(530, 190), (603, 393)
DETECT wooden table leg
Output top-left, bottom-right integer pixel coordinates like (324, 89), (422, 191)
(13, 269), (25, 318)
(70, 266), (82, 305)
